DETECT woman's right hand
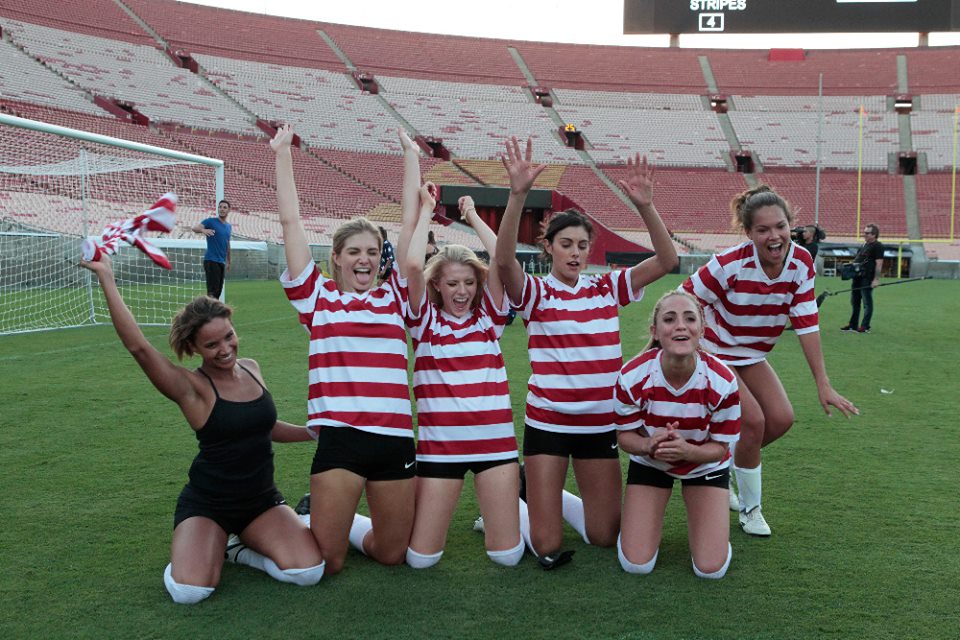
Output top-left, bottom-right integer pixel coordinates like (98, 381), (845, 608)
(501, 136), (546, 195)
(399, 128), (418, 153)
(79, 252), (113, 278)
(459, 196), (478, 225)
(419, 182), (437, 213)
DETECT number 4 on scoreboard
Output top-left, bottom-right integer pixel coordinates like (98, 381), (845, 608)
(699, 12), (724, 31)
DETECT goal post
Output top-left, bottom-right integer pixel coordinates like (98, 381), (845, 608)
(0, 113), (225, 335)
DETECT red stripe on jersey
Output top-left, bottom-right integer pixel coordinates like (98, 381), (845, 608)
(528, 331), (621, 350)
(418, 327), (498, 347)
(311, 321), (407, 341)
(708, 311), (786, 338)
(529, 384), (615, 403)
(309, 351), (408, 370)
(731, 278), (794, 297)
(531, 357), (624, 376)
(284, 268), (322, 302)
(417, 437), (517, 456)
(315, 296), (402, 316)
(417, 409), (514, 427)
(526, 404), (614, 428)
(414, 381), (509, 399)
(415, 353), (505, 373)
(531, 305), (619, 323)
(309, 381), (410, 401)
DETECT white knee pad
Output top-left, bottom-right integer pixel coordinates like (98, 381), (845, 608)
(692, 543), (732, 580)
(486, 539), (524, 567)
(163, 563), (214, 605)
(405, 547), (443, 569)
(617, 535), (658, 575)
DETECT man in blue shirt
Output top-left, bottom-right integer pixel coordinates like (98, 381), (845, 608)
(192, 200), (232, 299)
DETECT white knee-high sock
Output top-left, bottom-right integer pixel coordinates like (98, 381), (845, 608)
(518, 498), (537, 557)
(616, 535), (657, 575)
(163, 563), (214, 605)
(561, 490), (589, 544)
(348, 513), (373, 555)
(734, 463), (762, 513)
(227, 543), (325, 586)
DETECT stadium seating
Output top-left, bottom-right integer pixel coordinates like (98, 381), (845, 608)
(914, 172), (957, 239)
(0, 38), (105, 116)
(904, 48), (960, 93)
(0, 0), (153, 44)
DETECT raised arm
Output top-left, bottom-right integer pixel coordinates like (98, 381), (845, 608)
(270, 125), (311, 278)
(495, 137), (545, 305)
(397, 129), (422, 277)
(79, 256), (195, 406)
(617, 153), (678, 294)
(459, 196), (505, 307)
(404, 184), (437, 314)
(796, 331), (859, 418)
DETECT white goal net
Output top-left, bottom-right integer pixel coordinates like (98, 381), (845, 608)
(0, 113), (224, 335)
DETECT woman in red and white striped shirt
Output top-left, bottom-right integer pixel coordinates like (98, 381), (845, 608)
(495, 137), (678, 561)
(272, 125), (416, 575)
(614, 290), (740, 579)
(682, 185), (858, 537)
(400, 179), (523, 568)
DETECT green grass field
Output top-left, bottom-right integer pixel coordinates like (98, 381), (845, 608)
(1, 275), (957, 639)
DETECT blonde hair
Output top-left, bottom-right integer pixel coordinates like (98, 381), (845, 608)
(730, 184), (794, 232)
(642, 290), (704, 352)
(169, 296), (234, 360)
(423, 244), (488, 311)
(330, 217), (381, 289)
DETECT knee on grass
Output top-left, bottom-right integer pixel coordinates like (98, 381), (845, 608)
(692, 543), (732, 580)
(616, 535), (657, 575)
(486, 539), (524, 567)
(406, 547), (443, 569)
(164, 563), (215, 605)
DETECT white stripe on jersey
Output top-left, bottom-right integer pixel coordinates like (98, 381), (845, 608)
(517, 270), (641, 434)
(614, 348), (740, 479)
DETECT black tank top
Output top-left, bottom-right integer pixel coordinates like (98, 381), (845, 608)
(188, 363), (278, 503)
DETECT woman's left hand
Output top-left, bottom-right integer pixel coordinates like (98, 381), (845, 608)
(818, 385), (859, 418)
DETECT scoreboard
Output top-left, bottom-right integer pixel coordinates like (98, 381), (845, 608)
(624, 0), (960, 34)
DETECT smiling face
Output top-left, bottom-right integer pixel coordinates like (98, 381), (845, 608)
(332, 230), (381, 293)
(745, 205), (792, 270)
(193, 316), (238, 370)
(217, 201), (230, 219)
(650, 293), (703, 358)
(546, 224), (591, 286)
(433, 261), (479, 318)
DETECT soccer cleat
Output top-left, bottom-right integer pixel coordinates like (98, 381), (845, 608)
(739, 507), (772, 537)
(857, 326), (871, 334)
(840, 325), (856, 332)
(225, 534), (246, 563)
(472, 516), (485, 533)
(294, 492), (310, 516)
(518, 462), (527, 503)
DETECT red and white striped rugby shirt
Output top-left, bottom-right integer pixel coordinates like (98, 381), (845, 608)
(614, 348), (740, 479)
(406, 287), (517, 462)
(682, 241), (819, 366)
(515, 270), (642, 434)
(281, 262), (413, 438)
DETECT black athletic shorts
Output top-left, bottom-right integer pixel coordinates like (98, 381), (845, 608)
(173, 484), (286, 534)
(311, 426), (416, 481)
(626, 460), (729, 489)
(522, 424), (620, 459)
(416, 457), (518, 479)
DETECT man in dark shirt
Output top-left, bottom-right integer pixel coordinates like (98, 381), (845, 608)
(842, 223), (884, 334)
(798, 225), (821, 261)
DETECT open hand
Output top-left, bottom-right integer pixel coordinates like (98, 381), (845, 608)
(269, 124), (295, 153)
(617, 153), (654, 208)
(501, 136), (546, 195)
(818, 385), (859, 418)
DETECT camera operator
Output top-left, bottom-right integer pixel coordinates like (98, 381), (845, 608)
(792, 224), (824, 261)
(841, 223), (883, 334)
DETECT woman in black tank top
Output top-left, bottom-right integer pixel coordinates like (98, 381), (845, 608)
(81, 255), (324, 604)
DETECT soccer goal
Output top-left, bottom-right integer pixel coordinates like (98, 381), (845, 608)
(0, 113), (225, 335)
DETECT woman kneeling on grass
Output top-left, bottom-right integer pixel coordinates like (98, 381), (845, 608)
(80, 255), (324, 605)
(614, 291), (740, 579)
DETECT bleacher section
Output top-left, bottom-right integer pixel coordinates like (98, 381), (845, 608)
(322, 23), (524, 85)
(1, 0), (957, 257)
(0, 38), (105, 115)
(0, 0), (153, 44)
(3, 20), (259, 134)
(122, 0), (343, 69)
(729, 109), (898, 169)
(711, 49), (899, 96)
(555, 105), (728, 166)
(516, 43), (706, 93)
